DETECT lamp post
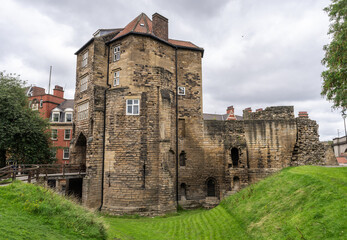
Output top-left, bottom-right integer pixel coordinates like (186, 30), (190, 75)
(342, 110), (347, 139)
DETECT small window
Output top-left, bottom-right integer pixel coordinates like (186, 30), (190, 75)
(50, 148), (57, 159)
(64, 129), (71, 140)
(63, 148), (70, 159)
(80, 75), (89, 92)
(81, 51), (88, 67)
(52, 112), (60, 122)
(40, 100), (43, 108)
(114, 46), (120, 61)
(51, 129), (58, 140)
(179, 151), (186, 166)
(178, 87), (185, 96)
(126, 99), (140, 115)
(114, 71), (120, 86)
(65, 113), (72, 122)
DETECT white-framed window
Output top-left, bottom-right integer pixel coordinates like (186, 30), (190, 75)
(81, 51), (88, 67)
(50, 148), (57, 159)
(32, 103), (38, 110)
(64, 129), (71, 140)
(63, 148), (70, 159)
(65, 112), (72, 122)
(77, 102), (89, 120)
(52, 112), (60, 122)
(40, 99), (43, 108)
(114, 71), (120, 86)
(126, 99), (140, 115)
(51, 129), (58, 140)
(80, 75), (89, 92)
(178, 87), (186, 96)
(114, 46), (120, 61)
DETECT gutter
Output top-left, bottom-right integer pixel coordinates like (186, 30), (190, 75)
(175, 47), (179, 209)
(99, 45), (111, 211)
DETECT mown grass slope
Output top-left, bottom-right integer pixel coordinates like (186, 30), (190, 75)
(0, 181), (107, 240)
(105, 166), (346, 240)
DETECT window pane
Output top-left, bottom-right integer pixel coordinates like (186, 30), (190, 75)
(133, 105), (139, 114)
(127, 106), (132, 114)
(127, 99), (132, 105)
(134, 99), (139, 104)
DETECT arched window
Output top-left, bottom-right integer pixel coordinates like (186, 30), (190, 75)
(231, 148), (239, 168)
(179, 151), (186, 166)
(206, 178), (216, 197)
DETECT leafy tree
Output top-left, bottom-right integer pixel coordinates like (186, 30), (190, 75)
(321, 0), (347, 110)
(0, 71), (53, 167)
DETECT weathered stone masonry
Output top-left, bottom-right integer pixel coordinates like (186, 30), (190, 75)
(70, 13), (337, 215)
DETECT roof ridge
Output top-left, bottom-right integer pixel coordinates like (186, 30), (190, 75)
(132, 13), (143, 32)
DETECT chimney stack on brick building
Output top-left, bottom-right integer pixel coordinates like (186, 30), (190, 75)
(298, 111), (309, 118)
(53, 85), (64, 98)
(152, 13), (168, 41)
(226, 106), (237, 120)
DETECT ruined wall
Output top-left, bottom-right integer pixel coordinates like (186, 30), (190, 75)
(291, 117), (337, 166)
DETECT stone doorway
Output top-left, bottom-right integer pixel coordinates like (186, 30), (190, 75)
(67, 178), (83, 201)
(233, 176), (240, 191)
(206, 178), (216, 197)
(180, 183), (187, 200)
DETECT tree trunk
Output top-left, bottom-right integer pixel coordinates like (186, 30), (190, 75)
(0, 149), (6, 168)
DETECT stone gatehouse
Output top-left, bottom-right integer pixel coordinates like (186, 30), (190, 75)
(70, 12), (336, 215)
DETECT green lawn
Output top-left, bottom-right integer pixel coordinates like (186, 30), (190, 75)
(0, 166), (346, 240)
(105, 166), (347, 240)
(0, 181), (107, 240)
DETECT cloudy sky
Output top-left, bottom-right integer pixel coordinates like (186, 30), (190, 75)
(0, 0), (345, 140)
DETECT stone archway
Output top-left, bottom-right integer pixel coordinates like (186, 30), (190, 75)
(75, 133), (87, 166)
(206, 178), (217, 197)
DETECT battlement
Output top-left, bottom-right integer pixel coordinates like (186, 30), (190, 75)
(243, 106), (295, 120)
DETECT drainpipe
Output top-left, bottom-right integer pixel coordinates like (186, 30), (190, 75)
(175, 47), (179, 209)
(99, 44), (111, 211)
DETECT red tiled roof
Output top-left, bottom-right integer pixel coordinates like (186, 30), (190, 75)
(110, 13), (202, 51)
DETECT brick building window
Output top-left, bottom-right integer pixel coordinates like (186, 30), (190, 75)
(114, 46), (120, 61)
(65, 112), (72, 122)
(51, 129), (58, 140)
(114, 71), (120, 86)
(50, 147), (57, 159)
(81, 51), (88, 67)
(63, 148), (70, 159)
(64, 129), (71, 140)
(77, 102), (89, 120)
(126, 99), (139, 115)
(40, 99), (43, 108)
(52, 112), (60, 122)
(32, 103), (38, 110)
(80, 75), (88, 92)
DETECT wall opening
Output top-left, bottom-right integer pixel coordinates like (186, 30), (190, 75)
(75, 133), (87, 166)
(233, 176), (240, 191)
(231, 148), (239, 168)
(179, 151), (186, 166)
(206, 178), (216, 197)
(67, 178), (83, 201)
(180, 183), (187, 200)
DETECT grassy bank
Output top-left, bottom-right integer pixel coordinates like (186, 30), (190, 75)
(105, 166), (346, 239)
(0, 181), (107, 240)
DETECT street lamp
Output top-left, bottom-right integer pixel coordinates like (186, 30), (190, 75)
(342, 109), (347, 138)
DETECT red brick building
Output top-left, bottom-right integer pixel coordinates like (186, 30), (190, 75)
(27, 85), (74, 164)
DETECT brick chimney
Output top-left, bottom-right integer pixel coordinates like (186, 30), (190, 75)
(298, 111), (309, 118)
(256, 108), (263, 112)
(53, 85), (64, 98)
(226, 106), (237, 120)
(152, 13), (168, 41)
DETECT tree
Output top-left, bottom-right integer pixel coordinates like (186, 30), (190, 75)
(0, 72), (53, 168)
(321, 0), (347, 110)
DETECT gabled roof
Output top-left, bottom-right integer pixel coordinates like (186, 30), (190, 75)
(109, 13), (203, 53)
(55, 99), (74, 111)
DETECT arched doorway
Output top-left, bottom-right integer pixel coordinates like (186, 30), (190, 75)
(233, 176), (240, 191)
(231, 148), (239, 168)
(206, 178), (216, 197)
(75, 133), (87, 166)
(179, 151), (186, 166)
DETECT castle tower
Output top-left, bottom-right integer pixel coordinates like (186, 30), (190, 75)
(71, 13), (204, 215)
